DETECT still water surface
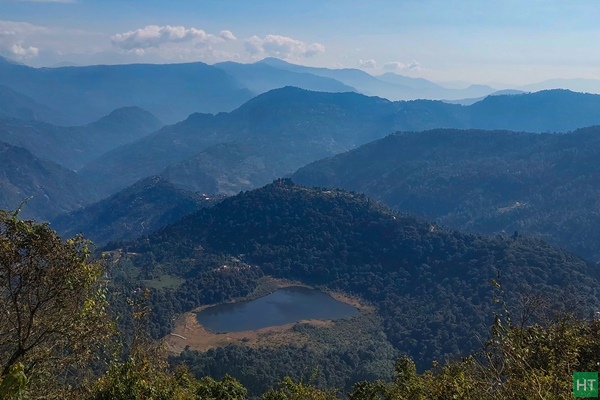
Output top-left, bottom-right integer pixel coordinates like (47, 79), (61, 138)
(196, 286), (358, 332)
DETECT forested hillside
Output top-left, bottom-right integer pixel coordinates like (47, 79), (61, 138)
(292, 127), (600, 263)
(51, 176), (223, 246)
(0, 107), (162, 170)
(115, 181), (598, 389)
(2, 151), (599, 400)
(0, 84), (68, 125)
(0, 141), (100, 220)
(81, 88), (397, 194)
(468, 90), (600, 132)
(82, 88), (600, 197)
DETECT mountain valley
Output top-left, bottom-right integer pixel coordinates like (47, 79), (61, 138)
(2, 47), (600, 399)
(81, 87), (600, 199)
(111, 181), (599, 395)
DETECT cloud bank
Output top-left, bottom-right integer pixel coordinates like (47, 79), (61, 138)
(219, 30), (236, 41)
(245, 34), (324, 59)
(111, 25), (236, 54)
(0, 20), (47, 60)
(383, 60), (422, 71)
(1, 19), (325, 66)
(10, 43), (38, 57)
(358, 59), (376, 68)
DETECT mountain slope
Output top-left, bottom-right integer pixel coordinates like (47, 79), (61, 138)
(292, 127), (600, 263)
(259, 57), (496, 100)
(80, 112), (240, 193)
(51, 176), (222, 246)
(377, 72), (445, 90)
(0, 107), (162, 170)
(160, 135), (341, 194)
(469, 89), (600, 132)
(0, 84), (69, 125)
(84, 88), (600, 198)
(258, 58), (414, 99)
(520, 78), (600, 94)
(81, 88), (403, 194)
(214, 61), (356, 94)
(0, 61), (254, 124)
(442, 89), (526, 106)
(0, 141), (100, 220)
(122, 181), (599, 372)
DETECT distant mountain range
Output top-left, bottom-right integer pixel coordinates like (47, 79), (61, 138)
(256, 57), (497, 101)
(5, 85), (600, 224)
(442, 89), (526, 106)
(0, 141), (100, 220)
(4, 68), (600, 223)
(82, 87), (600, 199)
(2, 54), (600, 127)
(80, 88), (395, 194)
(0, 107), (163, 170)
(0, 57), (253, 124)
(292, 126), (600, 263)
(213, 60), (357, 94)
(519, 78), (600, 94)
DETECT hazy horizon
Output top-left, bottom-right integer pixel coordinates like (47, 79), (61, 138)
(1, 0), (599, 88)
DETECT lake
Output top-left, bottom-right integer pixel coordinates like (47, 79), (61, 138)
(196, 286), (358, 332)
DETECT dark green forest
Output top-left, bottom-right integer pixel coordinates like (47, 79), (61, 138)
(292, 126), (600, 264)
(81, 88), (600, 198)
(107, 180), (600, 395)
(3, 181), (600, 399)
(51, 176), (224, 246)
(0, 141), (101, 220)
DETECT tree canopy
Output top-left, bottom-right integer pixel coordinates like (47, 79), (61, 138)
(0, 209), (112, 397)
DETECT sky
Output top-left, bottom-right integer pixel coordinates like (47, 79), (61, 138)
(0, 0), (599, 86)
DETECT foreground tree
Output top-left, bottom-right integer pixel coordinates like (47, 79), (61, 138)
(262, 376), (337, 400)
(348, 288), (600, 400)
(0, 209), (113, 397)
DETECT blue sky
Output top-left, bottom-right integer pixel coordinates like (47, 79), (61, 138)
(1, 0), (599, 85)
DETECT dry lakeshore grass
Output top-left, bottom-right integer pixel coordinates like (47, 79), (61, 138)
(164, 277), (371, 354)
(164, 312), (335, 354)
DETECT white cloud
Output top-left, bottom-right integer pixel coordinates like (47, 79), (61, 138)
(383, 60), (422, 71)
(0, 20), (49, 36)
(0, 20), (47, 60)
(383, 61), (405, 70)
(219, 30), (236, 41)
(1, 20), (237, 66)
(10, 43), (38, 58)
(244, 34), (324, 59)
(358, 59), (376, 68)
(111, 25), (232, 52)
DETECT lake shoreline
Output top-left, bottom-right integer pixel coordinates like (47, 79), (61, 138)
(164, 276), (371, 355)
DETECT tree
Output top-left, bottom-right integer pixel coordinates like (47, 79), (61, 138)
(0, 209), (113, 397)
(196, 375), (248, 400)
(91, 347), (198, 400)
(261, 376), (337, 400)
